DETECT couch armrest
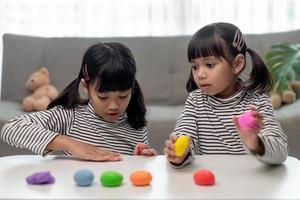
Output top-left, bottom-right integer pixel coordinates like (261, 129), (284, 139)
(0, 101), (26, 129)
(274, 99), (300, 159)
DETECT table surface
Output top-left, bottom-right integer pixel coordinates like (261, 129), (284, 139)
(0, 155), (299, 199)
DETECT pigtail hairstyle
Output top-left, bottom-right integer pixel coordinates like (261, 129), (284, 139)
(186, 22), (272, 93)
(47, 77), (81, 109)
(244, 48), (273, 93)
(126, 80), (147, 129)
(48, 48), (92, 109)
(48, 42), (147, 130)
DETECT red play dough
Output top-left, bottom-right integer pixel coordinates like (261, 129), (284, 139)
(193, 169), (215, 186)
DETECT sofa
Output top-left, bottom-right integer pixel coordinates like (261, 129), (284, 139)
(1, 30), (300, 158)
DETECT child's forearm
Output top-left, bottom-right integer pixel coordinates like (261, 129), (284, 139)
(255, 135), (288, 165)
(46, 134), (73, 152)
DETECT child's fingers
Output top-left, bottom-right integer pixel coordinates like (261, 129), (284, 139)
(133, 146), (140, 155)
(163, 147), (175, 157)
(141, 148), (157, 156)
(150, 148), (158, 156)
(133, 143), (147, 155)
(254, 112), (264, 121)
(170, 133), (178, 143)
(92, 154), (122, 162)
(232, 116), (240, 130)
(256, 119), (264, 128)
(249, 105), (257, 111)
(250, 111), (264, 126)
(249, 107), (264, 119)
(97, 148), (121, 156)
(107, 154), (123, 161)
(137, 143), (149, 149)
(145, 150), (157, 156)
(135, 143), (157, 156)
(165, 139), (174, 150)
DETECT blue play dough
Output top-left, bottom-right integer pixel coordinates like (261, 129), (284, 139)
(73, 169), (94, 186)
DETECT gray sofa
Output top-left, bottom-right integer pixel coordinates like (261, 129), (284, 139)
(1, 30), (300, 158)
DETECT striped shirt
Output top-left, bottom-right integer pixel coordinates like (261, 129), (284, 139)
(1, 103), (148, 156)
(174, 89), (288, 167)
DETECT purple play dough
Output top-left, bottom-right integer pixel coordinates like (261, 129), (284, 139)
(26, 171), (55, 185)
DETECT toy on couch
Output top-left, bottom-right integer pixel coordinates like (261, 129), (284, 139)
(22, 67), (59, 112)
(270, 81), (300, 109)
(264, 43), (300, 109)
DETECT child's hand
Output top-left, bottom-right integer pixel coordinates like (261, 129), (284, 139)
(48, 135), (122, 162)
(133, 143), (157, 156)
(233, 106), (265, 155)
(163, 133), (191, 164)
(66, 140), (123, 161)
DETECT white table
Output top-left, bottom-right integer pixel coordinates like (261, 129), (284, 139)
(0, 155), (299, 199)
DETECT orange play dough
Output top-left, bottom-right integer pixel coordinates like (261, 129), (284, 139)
(129, 170), (152, 186)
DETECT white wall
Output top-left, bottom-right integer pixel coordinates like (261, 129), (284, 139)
(1, 0), (300, 98)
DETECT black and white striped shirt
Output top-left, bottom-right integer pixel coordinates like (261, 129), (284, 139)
(1, 103), (148, 156)
(174, 89), (288, 166)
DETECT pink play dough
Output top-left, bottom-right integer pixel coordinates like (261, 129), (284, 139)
(237, 112), (259, 130)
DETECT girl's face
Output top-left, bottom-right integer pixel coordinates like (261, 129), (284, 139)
(190, 56), (242, 98)
(84, 81), (132, 122)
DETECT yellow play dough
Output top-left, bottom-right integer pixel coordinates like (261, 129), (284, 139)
(174, 135), (189, 157)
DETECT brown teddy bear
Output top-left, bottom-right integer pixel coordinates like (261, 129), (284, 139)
(270, 81), (300, 109)
(22, 67), (59, 112)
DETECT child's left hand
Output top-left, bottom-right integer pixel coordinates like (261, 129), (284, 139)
(133, 143), (157, 156)
(232, 106), (265, 155)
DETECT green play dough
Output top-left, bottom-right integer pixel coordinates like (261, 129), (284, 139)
(100, 171), (123, 187)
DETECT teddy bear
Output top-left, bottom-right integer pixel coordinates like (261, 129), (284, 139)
(22, 67), (59, 112)
(270, 81), (300, 109)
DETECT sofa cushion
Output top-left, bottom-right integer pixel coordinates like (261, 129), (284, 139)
(274, 99), (300, 125)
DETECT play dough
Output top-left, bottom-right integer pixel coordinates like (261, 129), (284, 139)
(26, 171), (55, 185)
(73, 169), (94, 186)
(100, 171), (123, 187)
(193, 169), (215, 186)
(129, 170), (152, 186)
(237, 111), (259, 130)
(174, 135), (189, 157)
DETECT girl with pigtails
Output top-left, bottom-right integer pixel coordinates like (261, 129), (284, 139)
(1, 42), (157, 161)
(164, 22), (288, 168)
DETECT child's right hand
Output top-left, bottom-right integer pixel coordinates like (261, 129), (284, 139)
(47, 135), (122, 162)
(66, 141), (122, 162)
(133, 143), (158, 156)
(163, 133), (191, 165)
